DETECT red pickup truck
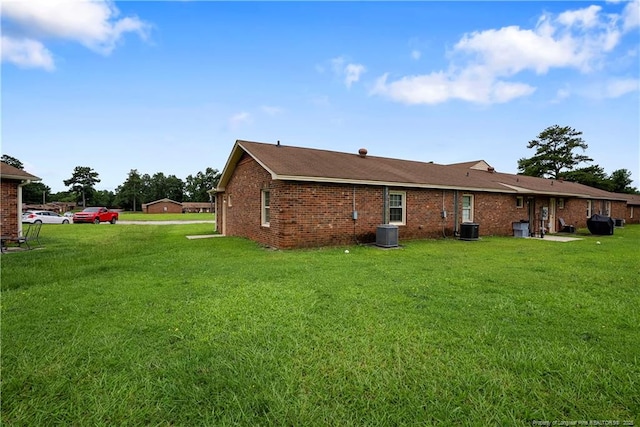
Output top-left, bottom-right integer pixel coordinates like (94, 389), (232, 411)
(72, 207), (119, 224)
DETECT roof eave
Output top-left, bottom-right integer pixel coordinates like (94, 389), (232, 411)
(215, 140), (278, 193)
(274, 174), (517, 193)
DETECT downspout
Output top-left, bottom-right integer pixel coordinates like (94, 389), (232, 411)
(382, 186), (389, 224)
(17, 179), (32, 237)
(453, 190), (460, 237)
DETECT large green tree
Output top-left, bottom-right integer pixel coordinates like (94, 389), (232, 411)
(517, 125), (593, 179)
(22, 182), (52, 204)
(559, 165), (610, 191)
(63, 166), (101, 207)
(184, 167), (220, 202)
(115, 169), (144, 211)
(609, 169), (638, 194)
(1, 154), (23, 169)
(147, 172), (184, 202)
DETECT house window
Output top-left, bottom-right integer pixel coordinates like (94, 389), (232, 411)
(462, 194), (474, 222)
(516, 196), (524, 208)
(261, 190), (270, 226)
(631, 206), (634, 219)
(389, 191), (406, 225)
(605, 201), (611, 217)
(558, 198), (564, 209)
(586, 200), (592, 218)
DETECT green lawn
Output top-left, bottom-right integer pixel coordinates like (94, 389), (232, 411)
(118, 212), (216, 221)
(1, 223), (638, 426)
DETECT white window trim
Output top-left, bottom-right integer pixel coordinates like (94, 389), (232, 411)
(586, 200), (592, 218)
(516, 196), (524, 208)
(261, 190), (270, 227)
(558, 198), (564, 209)
(462, 194), (474, 223)
(605, 201), (611, 217)
(389, 191), (406, 225)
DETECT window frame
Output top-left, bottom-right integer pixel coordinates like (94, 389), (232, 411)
(516, 196), (524, 209)
(388, 191), (406, 226)
(558, 198), (564, 209)
(462, 194), (474, 223)
(261, 189), (270, 227)
(586, 200), (592, 218)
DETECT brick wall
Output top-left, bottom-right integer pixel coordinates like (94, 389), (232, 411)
(145, 202), (183, 214)
(218, 153), (276, 247)
(217, 155), (633, 248)
(625, 205), (639, 224)
(1, 180), (19, 238)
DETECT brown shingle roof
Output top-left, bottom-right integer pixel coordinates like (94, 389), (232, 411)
(617, 193), (640, 205)
(0, 162), (41, 181)
(217, 140), (625, 201)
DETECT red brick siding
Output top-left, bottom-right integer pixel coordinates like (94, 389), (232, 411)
(145, 202), (183, 214)
(625, 205), (639, 224)
(1, 180), (19, 238)
(218, 153), (276, 247)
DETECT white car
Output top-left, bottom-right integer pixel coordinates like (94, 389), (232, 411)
(22, 210), (70, 224)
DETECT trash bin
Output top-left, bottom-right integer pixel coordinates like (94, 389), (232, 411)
(459, 222), (479, 240)
(512, 221), (529, 238)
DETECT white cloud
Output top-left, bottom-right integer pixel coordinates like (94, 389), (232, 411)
(1, 36), (55, 71)
(261, 106), (284, 116)
(344, 63), (366, 88)
(372, 3), (634, 105)
(1, 0), (150, 70)
(229, 112), (252, 129)
(330, 56), (366, 88)
(557, 5), (602, 29)
(602, 78), (639, 98)
(552, 87), (572, 103)
(372, 70), (535, 105)
(411, 50), (421, 60)
(622, 0), (640, 32)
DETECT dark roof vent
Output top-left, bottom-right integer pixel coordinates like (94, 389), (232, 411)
(487, 166), (495, 173)
(358, 148), (368, 158)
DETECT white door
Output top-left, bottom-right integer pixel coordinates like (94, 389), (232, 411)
(549, 198), (556, 233)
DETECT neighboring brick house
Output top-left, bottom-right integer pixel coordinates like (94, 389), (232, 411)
(142, 198), (183, 214)
(182, 202), (214, 213)
(620, 193), (640, 225)
(212, 140), (630, 249)
(1, 162), (41, 239)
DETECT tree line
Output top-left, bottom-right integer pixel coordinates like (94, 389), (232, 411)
(1, 155), (221, 211)
(517, 125), (637, 194)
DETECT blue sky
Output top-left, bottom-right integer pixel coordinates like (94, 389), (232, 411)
(2, 1), (639, 193)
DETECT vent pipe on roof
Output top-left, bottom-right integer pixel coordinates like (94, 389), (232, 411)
(276, 140), (280, 147)
(358, 148), (368, 158)
(487, 166), (495, 173)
